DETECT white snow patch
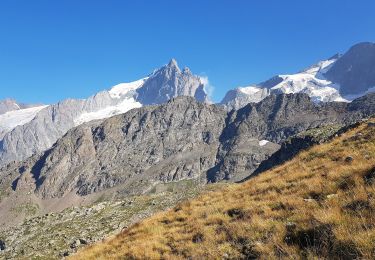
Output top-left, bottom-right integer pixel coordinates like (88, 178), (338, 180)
(0, 105), (48, 136)
(238, 86), (263, 95)
(74, 98), (142, 125)
(109, 78), (148, 99)
(259, 140), (269, 146)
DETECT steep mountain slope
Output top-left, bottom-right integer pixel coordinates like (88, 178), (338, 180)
(325, 42), (375, 96)
(2, 96), (274, 201)
(73, 118), (375, 260)
(221, 42), (375, 110)
(0, 60), (209, 167)
(1, 93), (373, 204)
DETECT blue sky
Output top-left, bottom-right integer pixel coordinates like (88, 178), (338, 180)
(1, 0), (375, 104)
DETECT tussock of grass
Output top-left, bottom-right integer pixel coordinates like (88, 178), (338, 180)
(72, 120), (375, 259)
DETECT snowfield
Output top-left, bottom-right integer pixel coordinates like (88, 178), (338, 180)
(270, 57), (346, 102)
(74, 97), (142, 125)
(74, 79), (148, 125)
(238, 86), (264, 95)
(0, 105), (48, 138)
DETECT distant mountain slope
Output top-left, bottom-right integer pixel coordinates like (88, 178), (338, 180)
(325, 42), (375, 96)
(72, 118), (375, 259)
(0, 99), (22, 115)
(0, 98), (43, 115)
(0, 98), (47, 139)
(221, 86), (269, 110)
(221, 42), (375, 110)
(0, 104), (48, 139)
(0, 59), (209, 167)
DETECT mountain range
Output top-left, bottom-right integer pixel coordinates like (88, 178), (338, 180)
(1, 43), (374, 168)
(0, 42), (374, 258)
(0, 42), (373, 199)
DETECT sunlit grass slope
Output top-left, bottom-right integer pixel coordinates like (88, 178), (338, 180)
(73, 119), (375, 259)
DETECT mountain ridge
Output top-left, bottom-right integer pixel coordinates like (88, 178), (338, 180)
(0, 59), (209, 167)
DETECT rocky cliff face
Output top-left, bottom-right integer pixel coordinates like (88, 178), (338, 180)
(33, 97), (225, 198)
(0, 60), (209, 167)
(3, 93), (374, 200)
(324, 42), (375, 96)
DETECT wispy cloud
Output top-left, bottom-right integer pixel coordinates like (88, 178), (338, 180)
(199, 75), (214, 102)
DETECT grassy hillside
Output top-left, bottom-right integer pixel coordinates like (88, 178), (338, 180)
(73, 119), (375, 259)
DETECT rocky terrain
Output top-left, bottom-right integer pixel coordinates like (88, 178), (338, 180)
(0, 179), (210, 259)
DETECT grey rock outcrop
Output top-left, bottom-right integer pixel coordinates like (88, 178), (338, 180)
(4, 93), (374, 200)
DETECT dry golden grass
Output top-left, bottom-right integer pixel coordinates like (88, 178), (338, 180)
(72, 119), (375, 259)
